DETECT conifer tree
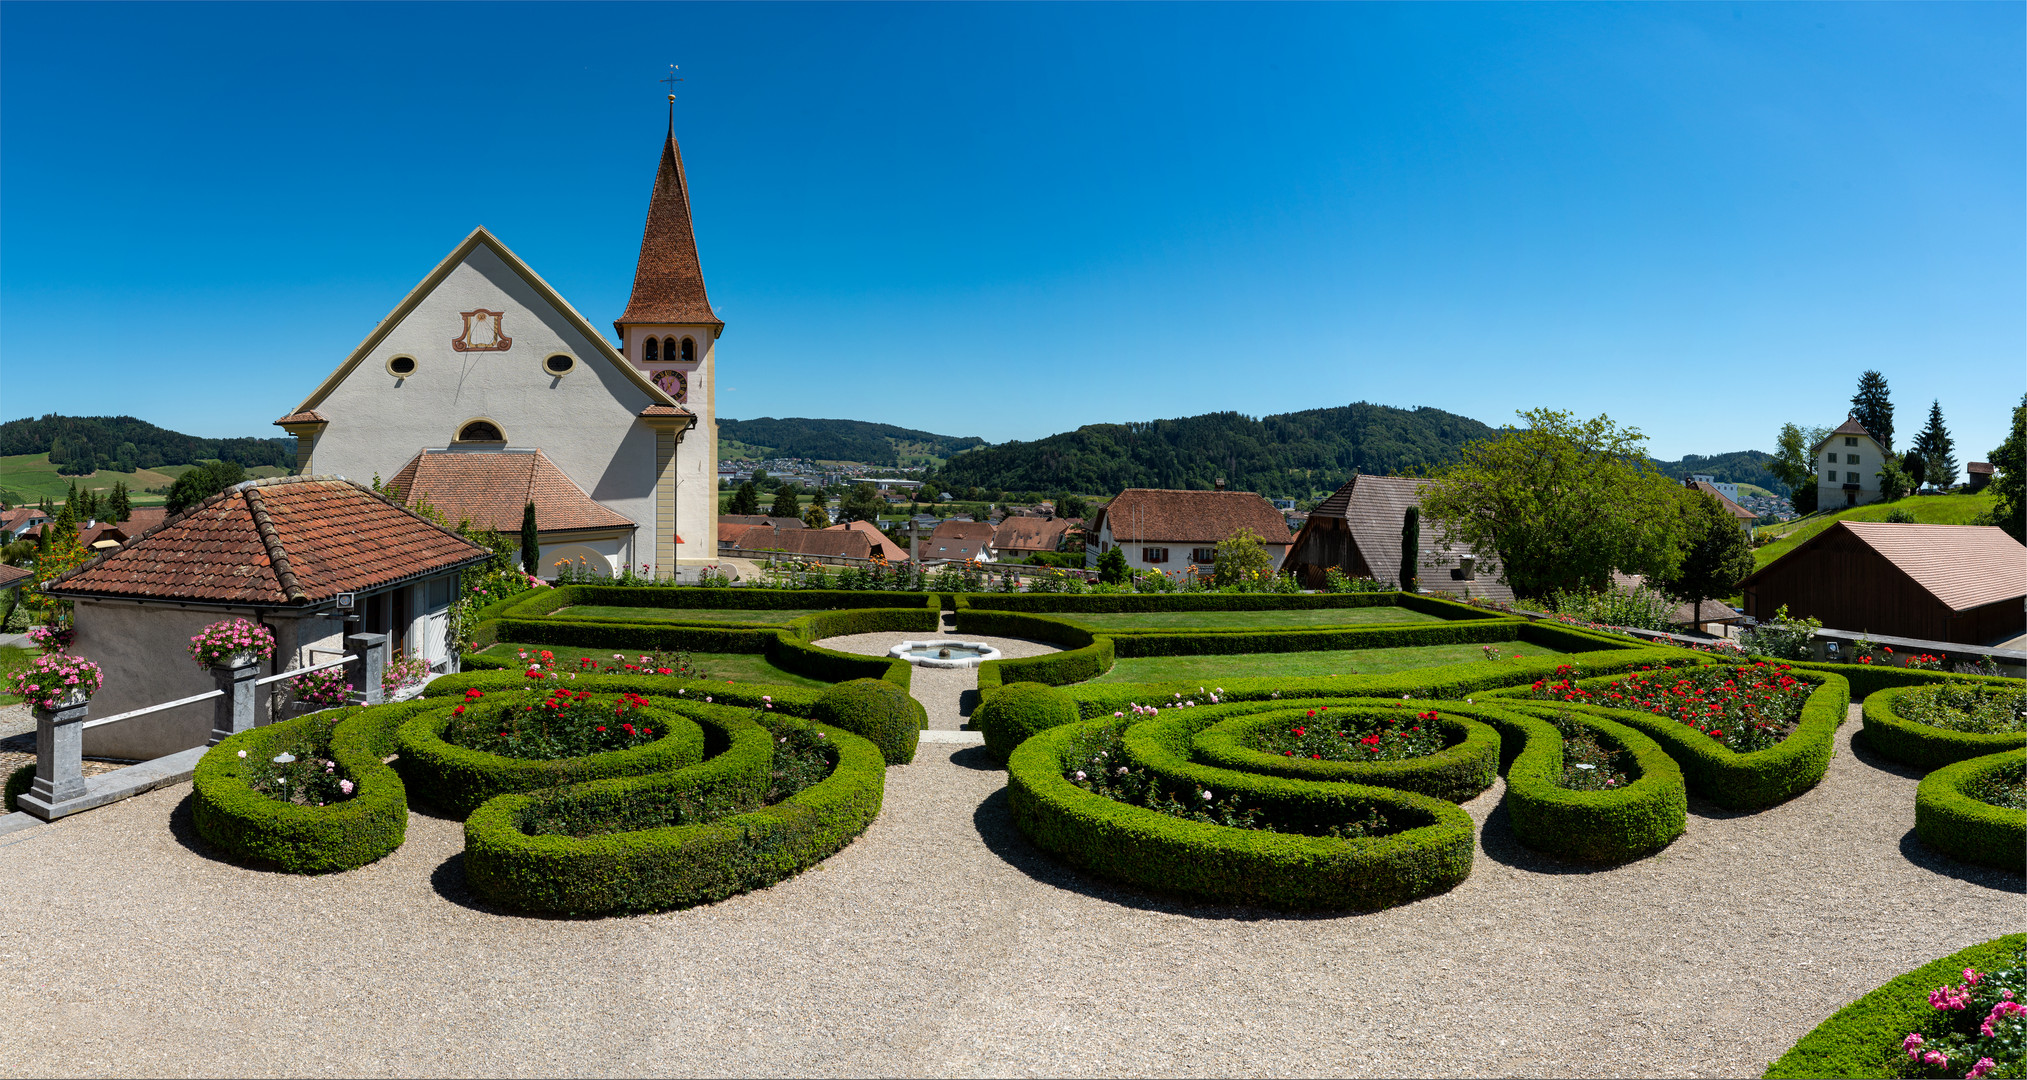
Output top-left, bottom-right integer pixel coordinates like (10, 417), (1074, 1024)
(1400, 506), (1420, 592)
(728, 482), (761, 516)
(1850, 370), (1894, 451)
(1910, 399), (1958, 490)
(768, 485), (801, 519)
(520, 502), (540, 576)
(108, 482), (131, 523)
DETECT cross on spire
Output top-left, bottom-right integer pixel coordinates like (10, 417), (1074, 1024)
(659, 64), (682, 131)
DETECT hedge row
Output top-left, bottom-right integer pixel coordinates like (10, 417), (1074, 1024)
(955, 590), (1505, 621)
(1769, 659), (2022, 702)
(767, 606), (933, 688)
(505, 585), (941, 617)
(961, 610), (1115, 691)
(463, 709), (886, 915)
(1189, 706), (1499, 803)
(423, 671), (827, 715)
(189, 700), (436, 873)
(1105, 619), (1526, 658)
(1859, 684), (2027, 771)
(1059, 647), (1705, 717)
(1006, 716), (1477, 910)
(1764, 933), (2027, 1078)
(1913, 750), (2027, 872)
(394, 700), (706, 820)
(1489, 668), (1851, 811)
(1483, 703), (1687, 862)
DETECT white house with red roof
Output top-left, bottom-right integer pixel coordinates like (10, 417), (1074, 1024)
(274, 112), (722, 577)
(1812, 417), (1891, 508)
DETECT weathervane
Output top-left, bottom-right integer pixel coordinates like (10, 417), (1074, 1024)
(660, 64), (683, 130)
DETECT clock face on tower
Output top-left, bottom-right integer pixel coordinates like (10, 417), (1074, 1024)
(652, 369), (688, 402)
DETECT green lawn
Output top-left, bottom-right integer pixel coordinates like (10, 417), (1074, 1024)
(0, 644), (33, 706)
(1067, 606), (1447, 631)
(554, 605), (821, 625)
(1752, 492), (1996, 571)
(0, 453), (290, 509)
(1084, 640), (1567, 684)
(478, 643), (831, 689)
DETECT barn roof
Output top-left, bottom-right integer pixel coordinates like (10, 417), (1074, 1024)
(1837, 521), (2027, 611)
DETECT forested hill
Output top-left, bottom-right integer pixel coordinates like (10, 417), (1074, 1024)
(1650, 450), (1786, 495)
(924, 403), (1499, 499)
(0, 414), (293, 474)
(717, 417), (984, 467)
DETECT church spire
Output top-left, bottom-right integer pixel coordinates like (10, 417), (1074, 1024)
(616, 119), (721, 332)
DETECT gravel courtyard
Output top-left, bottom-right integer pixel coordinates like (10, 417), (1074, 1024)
(1, 644), (2018, 1077)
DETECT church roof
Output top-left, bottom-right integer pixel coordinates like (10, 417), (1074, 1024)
(616, 130), (721, 330)
(44, 476), (489, 606)
(386, 450), (634, 534)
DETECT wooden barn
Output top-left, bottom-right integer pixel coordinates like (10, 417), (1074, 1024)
(1283, 474), (1514, 601)
(1740, 521), (2026, 645)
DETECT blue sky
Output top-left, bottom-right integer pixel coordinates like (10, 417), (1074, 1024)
(2, 2), (2020, 463)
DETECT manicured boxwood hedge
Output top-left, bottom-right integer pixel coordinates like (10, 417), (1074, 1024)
(956, 590), (1504, 620)
(1060, 647), (1704, 717)
(1860, 684), (2027, 771)
(1007, 716), (1476, 910)
(189, 701), (435, 873)
(1489, 668), (1851, 811)
(1764, 933), (2027, 1078)
(972, 681), (1082, 762)
(395, 700), (706, 820)
(1487, 702), (1687, 862)
(811, 678), (925, 765)
(1914, 750), (2027, 872)
(423, 671), (827, 714)
(511, 586), (939, 618)
(3, 762), (33, 813)
(1769, 659), (2022, 702)
(462, 709), (886, 915)
(1189, 705), (1499, 803)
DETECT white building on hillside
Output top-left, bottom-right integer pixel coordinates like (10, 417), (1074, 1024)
(1812, 417), (1890, 509)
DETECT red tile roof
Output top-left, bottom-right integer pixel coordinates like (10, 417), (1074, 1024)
(728, 524), (906, 562)
(44, 476), (489, 605)
(826, 520), (910, 560)
(386, 450), (633, 534)
(639, 404), (693, 418)
(994, 516), (1078, 554)
(1095, 488), (1291, 546)
(117, 507), (167, 534)
(616, 131), (721, 329)
(1688, 481), (1756, 520)
(1837, 521), (2026, 611)
(272, 410), (329, 426)
(0, 563), (30, 588)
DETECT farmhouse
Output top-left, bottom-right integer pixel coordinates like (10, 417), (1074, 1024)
(993, 515), (1079, 561)
(273, 116), (722, 578)
(1740, 520), (2026, 646)
(42, 476), (489, 759)
(1811, 417), (1891, 509)
(1084, 488), (1290, 574)
(924, 520), (997, 563)
(1283, 474), (1514, 601)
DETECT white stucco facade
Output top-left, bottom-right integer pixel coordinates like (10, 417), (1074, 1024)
(1814, 430), (1890, 508)
(620, 322), (719, 566)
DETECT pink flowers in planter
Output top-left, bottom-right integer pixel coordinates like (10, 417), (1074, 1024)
(187, 618), (277, 669)
(12, 654), (104, 709)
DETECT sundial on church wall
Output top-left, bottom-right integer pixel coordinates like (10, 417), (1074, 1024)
(452, 310), (513, 352)
(651, 369), (688, 402)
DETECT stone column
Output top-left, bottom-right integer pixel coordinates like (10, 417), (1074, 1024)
(348, 632), (388, 706)
(17, 695), (90, 819)
(209, 657), (260, 745)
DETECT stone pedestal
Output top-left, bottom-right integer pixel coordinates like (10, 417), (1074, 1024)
(348, 632), (388, 706)
(16, 696), (91, 820)
(209, 659), (261, 745)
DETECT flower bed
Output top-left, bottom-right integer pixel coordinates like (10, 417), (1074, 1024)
(462, 708), (887, 915)
(1766, 934), (2027, 1079)
(1188, 705), (1499, 803)
(1485, 703), (1687, 862)
(1863, 684), (2027, 771)
(1521, 663), (1812, 754)
(1915, 750), (2027, 871)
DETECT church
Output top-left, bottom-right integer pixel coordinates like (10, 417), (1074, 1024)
(273, 111), (722, 578)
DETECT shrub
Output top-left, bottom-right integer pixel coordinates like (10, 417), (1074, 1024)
(189, 702), (432, 873)
(1861, 685), (2027, 771)
(1545, 581), (1680, 632)
(1765, 934), (2027, 1078)
(1484, 703), (1687, 862)
(973, 681), (1082, 761)
(1770, 661), (2021, 703)
(394, 699), (706, 819)
(811, 678), (925, 765)
(1189, 705), (1499, 803)
(462, 711), (886, 915)
(1914, 750), (2027, 871)
(1738, 604), (1821, 661)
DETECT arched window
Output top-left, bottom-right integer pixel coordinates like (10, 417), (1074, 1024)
(643, 337), (659, 364)
(663, 337), (678, 363)
(456, 420), (505, 443)
(680, 337), (696, 362)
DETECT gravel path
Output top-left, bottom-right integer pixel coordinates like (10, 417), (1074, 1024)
(0, 706), (2017, 1077)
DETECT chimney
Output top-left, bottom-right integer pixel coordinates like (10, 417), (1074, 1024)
(1214, 477), (1226, 491)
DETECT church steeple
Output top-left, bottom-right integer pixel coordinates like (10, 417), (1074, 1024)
(616, 123), (721, 334)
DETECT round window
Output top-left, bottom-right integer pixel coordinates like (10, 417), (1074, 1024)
(388, 356), (417, 376)
(457, 420), (505, 442)
(544, 354), (575, 375)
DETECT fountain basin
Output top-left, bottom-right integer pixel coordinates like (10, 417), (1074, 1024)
(888, 640), (1003, 669)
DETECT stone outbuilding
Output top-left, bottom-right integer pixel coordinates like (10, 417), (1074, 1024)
(43, 476), (490, 760)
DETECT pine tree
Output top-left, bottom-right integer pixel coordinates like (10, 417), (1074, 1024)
(1910, 399), (1958, 490)
(520, 502), (540, 576)
(108, 482), (131, 523)
(728, 482), (760, 516)
(1851, 370), (1894, 451)
(768, 485), (801, 519)
(1399, 506), (1420, 592)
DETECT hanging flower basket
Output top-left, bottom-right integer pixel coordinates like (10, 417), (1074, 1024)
(188, 618), (277, 669)
(13, 654), (103, 711)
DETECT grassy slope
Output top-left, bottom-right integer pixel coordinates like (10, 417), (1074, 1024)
(0, 644), (32, 706)
(552, 605), (823, 625)
(0, 453), (289, 508)
(1086, 640), (1566, 684)
(1065, 607), (1447, 630)
(1752, 492), (1996, 571)
(477, 643), (830, 689)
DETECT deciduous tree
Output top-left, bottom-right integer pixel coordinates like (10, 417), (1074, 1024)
(1983, 393), (2025, 543)
(1658, 489), (1755, 624)
(1211, 527), (1274, 588)
(1768, 423), (1831, 495)
(1421, 409), (1686, 597)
